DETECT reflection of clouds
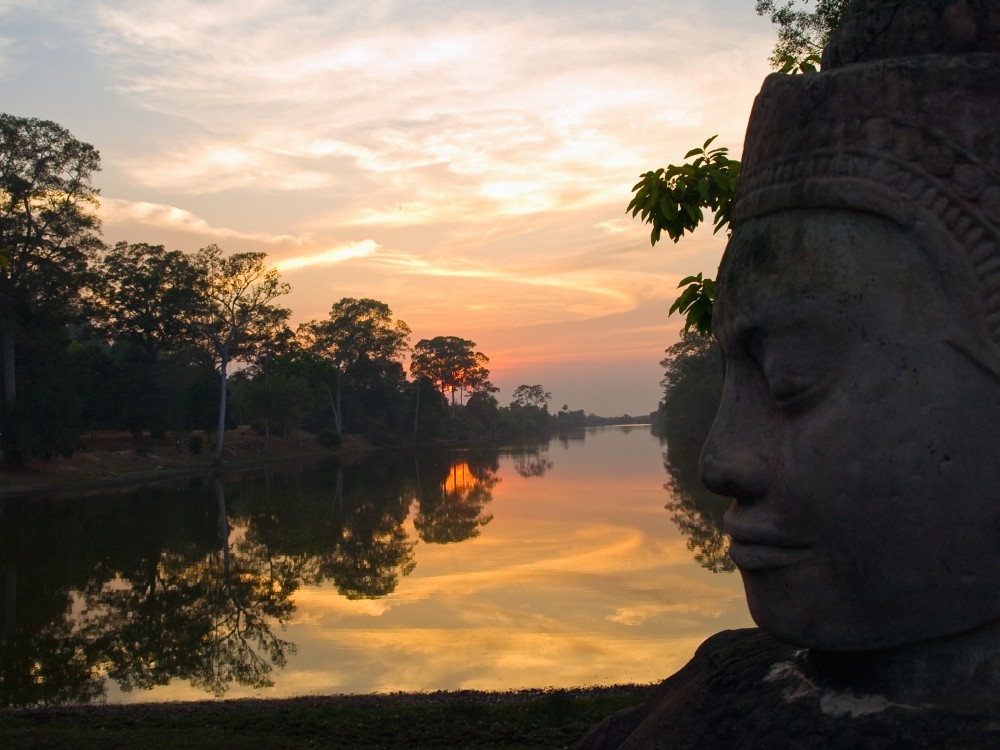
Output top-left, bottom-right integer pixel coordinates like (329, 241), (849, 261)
(291, 592), (392, 621)
(103, 429), (753, 701)
(606, 599), (733, 626)
(608, 606), (668, 626)
(274, 626), (716, 694)
(289, 525), (736, 619)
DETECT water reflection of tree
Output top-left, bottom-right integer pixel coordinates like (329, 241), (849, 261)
(318, 492), (416, 599)
(1, 567), (105, 705)
(0, 450), (491, 705)
(509, 445), (553, 478)
(659, 334), (733, 573)
(664, 446), (734, 573)
(80, 478), (298, 697)
(257, 455), (417, 599)
(0, 488), (220, 706)
(414, 449), (498, 544)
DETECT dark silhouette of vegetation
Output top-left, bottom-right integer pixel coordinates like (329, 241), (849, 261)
(298, 298), (411, 437)
(410, 335), (493, 418)
(756, 0), (850, 72)
(0, 114), (102, 464)
(656, 332), (732, 572)
(0, 111), (656, 468)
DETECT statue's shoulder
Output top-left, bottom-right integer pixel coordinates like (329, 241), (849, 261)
(574, 628), (1000, 749)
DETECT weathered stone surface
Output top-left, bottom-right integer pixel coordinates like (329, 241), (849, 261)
(702, 0), (1000, 654)
(573, 630), (1000, 749)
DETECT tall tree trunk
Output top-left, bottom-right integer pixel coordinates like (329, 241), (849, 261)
(335, 382), (342, 435)
(214, 352), (229, 463)
(1, 323), (19, 465)
(412, 385), (421, 434)
(324, 383), (342, 435)
(263, 354), (271, 454)
(2, 323), (14, 405)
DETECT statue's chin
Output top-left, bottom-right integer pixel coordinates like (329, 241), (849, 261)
(738, 554), (1000, 654)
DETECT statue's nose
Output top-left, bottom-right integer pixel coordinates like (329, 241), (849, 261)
(699, 412), (770, 502)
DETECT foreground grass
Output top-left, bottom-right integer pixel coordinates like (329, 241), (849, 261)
(0, 687), (650, 750)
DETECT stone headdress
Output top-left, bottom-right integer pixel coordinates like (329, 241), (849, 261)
(732, 0), (1000, 340)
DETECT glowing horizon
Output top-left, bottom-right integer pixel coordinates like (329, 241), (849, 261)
(0, 0), (776, 414)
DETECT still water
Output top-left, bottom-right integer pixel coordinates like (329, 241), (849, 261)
(0, 425), (752, 706)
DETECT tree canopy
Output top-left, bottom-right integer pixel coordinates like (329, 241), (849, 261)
(410, 336), (491, 405)
(0, 114), (102, 462)
(756, 0), (851, 72)
(191, 245), (291, 462)
(298, 297), (411, 435)
(92, 241), (202, 356)
(304, 297), (411, 371)
(511, 384), (552, 411)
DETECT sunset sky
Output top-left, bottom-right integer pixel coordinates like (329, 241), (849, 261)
(0, 0), (775, 415)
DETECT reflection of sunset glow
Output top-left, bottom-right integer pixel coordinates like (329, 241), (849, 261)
(99, 428), (752, 704)
(444, 461), (476, 495)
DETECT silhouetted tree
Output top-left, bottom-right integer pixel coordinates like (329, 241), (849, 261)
(299, 298), (410, 435)
(92, 242), (202, 356)
(511, 384), (552, 410)
(0, 114), (101, 463)
(410, 336), (491, 415)
(190, 246), (290, 462)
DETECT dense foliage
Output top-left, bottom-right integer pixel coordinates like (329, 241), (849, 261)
(756, 0), (851, 72)
(0, 114), (102, 463)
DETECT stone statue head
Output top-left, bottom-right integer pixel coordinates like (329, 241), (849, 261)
(700, 0), (1000, 652)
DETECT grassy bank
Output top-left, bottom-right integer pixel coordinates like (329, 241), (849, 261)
(0, 687), (649, 750)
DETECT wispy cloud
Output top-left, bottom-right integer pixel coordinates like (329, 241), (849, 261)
(76, 1), (769, 213)
(99, 198), (305, 247)
(275, 239), (378, 272)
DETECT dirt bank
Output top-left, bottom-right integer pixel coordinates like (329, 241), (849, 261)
(0, 427), (362, 496)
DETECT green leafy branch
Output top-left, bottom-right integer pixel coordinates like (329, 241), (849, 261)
(627, 136), (738, 336)
(627, 135), (740, 247)
(634, 4), (847, 337)
(669, 273), (715, 337)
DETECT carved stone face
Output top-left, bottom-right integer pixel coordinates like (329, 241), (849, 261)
(700, 208), (1000, 651)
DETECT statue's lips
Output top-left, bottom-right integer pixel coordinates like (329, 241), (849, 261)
(728, 540), (812, 572)
(726, 526), (812, 572)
